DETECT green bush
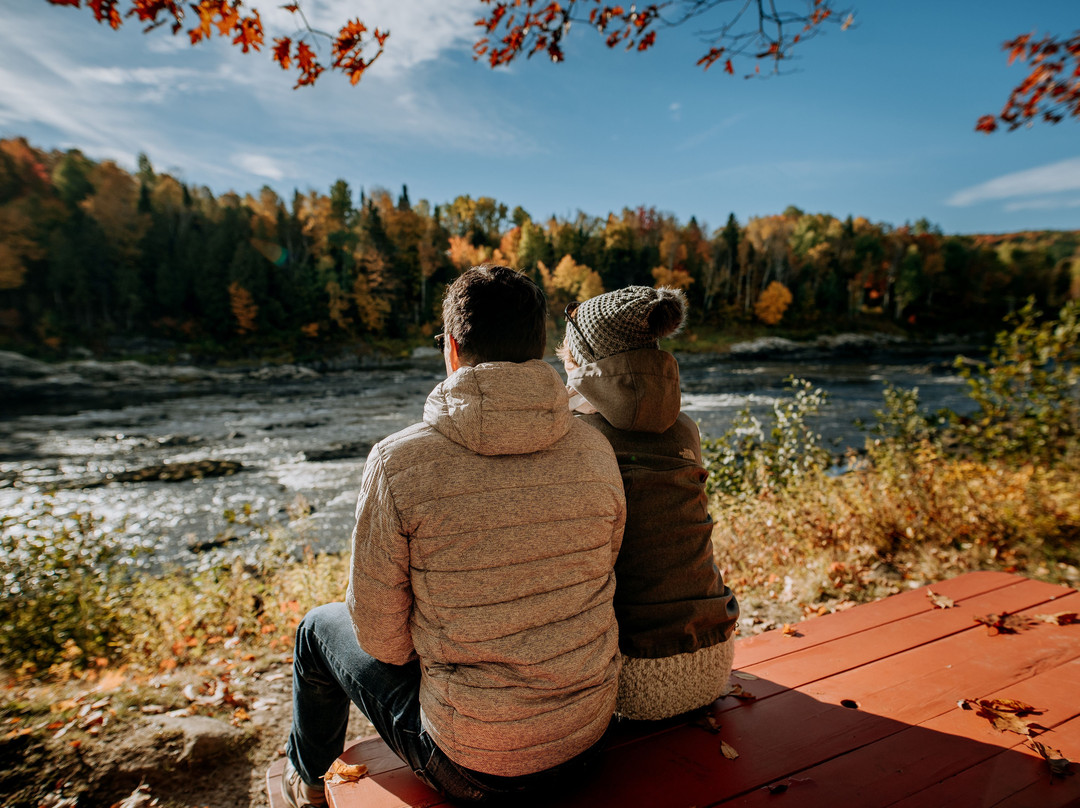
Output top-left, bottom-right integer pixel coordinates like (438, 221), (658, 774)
(0, 499), (146, 672)
(951, 299), (1080, 460)
(702, 377), (832, 499)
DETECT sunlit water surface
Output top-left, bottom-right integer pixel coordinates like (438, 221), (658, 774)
(0, 353), (975, 567)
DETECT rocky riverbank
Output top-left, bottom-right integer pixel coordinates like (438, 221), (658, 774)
(0, 333), (981, 414)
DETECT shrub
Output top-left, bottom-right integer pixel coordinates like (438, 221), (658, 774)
(0, 499), (146, 672)
(702, 377), (832, 499)
(951, 298), (1080, 460)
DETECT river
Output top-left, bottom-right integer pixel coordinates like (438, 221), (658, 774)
(0, 344), (979, 568)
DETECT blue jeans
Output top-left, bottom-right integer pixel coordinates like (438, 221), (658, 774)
(286, 603), (606, 803)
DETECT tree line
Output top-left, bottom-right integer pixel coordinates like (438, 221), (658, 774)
(1, 137), (1077, 357)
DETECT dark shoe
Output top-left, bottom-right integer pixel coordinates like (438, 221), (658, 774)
(281, 759), (328, 808)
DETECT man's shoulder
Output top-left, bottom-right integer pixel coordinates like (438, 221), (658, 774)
(563, 417), (622, 471)
(373, 421), (447, 460)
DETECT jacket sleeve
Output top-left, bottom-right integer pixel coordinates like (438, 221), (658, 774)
(610, 474), (626, 565)
(345, 444), (417, 665)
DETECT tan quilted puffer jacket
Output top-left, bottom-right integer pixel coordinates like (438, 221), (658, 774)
(345, 359), (626, 777)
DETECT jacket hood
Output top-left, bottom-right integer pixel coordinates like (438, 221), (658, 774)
(566, 348), (681, 433)
(424, 359), (572, 456)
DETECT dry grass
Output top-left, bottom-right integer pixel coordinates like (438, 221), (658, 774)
(712, 445), (1080, 633)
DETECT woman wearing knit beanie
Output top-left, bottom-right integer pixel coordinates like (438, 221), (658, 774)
(559, 286), (740, 721)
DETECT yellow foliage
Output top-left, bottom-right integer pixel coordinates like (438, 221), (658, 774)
(228, 281), (258, 335)
(447, 235), (492, 270)
(352, 272), (390, 333)
(538, 254), (603, 306)
(351, 246), (392, 332)
(81, 161), (147, 259)
(651, 265), (694, 290)
(755, 281), (793, 325)
(498, 227), (522, 268)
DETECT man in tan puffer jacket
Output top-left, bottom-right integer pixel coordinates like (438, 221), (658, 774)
(282, 265), (626, 807)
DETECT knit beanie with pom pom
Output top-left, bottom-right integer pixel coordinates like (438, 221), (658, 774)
(564, 285), (687, 366)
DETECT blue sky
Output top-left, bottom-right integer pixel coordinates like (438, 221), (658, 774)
(1, 1), (1078, 235)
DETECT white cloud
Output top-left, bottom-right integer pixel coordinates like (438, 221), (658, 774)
(947, 157), (1080, 206)
(1004, 196), (1080, 212)
(235, 153), (288, 181)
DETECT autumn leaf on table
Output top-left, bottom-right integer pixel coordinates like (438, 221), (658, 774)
(1034, 612), (1079, 626)
(732, 671), (758, 681)
(926, 589), (955, 609)
(974, 612), (1035, 635)
(1028, 740), (1075, 779)
(324, 759), (368, 784)
(977, 698), (1046, 716)
(720, 740), (739, 760)
(958, 698), (1048, 736)
(723, 683), (756, 701)
(781, 623), (802, 638)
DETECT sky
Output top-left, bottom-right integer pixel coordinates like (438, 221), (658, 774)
(1, 1), (1078, 236)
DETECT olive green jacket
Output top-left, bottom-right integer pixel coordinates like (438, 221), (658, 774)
(567, 348), (739, 659)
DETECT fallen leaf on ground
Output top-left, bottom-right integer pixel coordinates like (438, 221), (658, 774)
(959, 698), (1047, 736)
(723, 683), (756, 701)
(733, 672), (758, 681)
(974, 612), (1035, 635)
(1034, 612), (1079, 626)
(109, 784), (155, 808)
(926, 589), (955, 609)
(977, 698), (1045, 716)
(324, 760), (368, 784)
(720, 741), (739, 760)
(91, 670), (127, 693)
(781, 623), (802, 638)
(1028, 740), (1074, 778)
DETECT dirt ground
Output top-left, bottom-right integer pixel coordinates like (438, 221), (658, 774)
(0, 597), (815, 808)
(0, 659), (375, 808)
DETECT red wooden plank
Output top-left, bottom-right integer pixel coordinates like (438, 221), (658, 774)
(722, 652), (1080, 807)
(328, 765), (447, 808)
(727, 579), (1077, 704)
(561, 592), (1080, 807)
(796, 591), (1080, 725)
(987, 714), (1080, 808)
(887, 716), (1080, 808)
(734, 571), (1028, 668)
(328, 737), (448, 808)
(278, 574), (1080, 808)
(337, 736), (413, 776)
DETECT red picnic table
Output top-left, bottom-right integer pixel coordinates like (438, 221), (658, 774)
(267, 571), (1080, 807)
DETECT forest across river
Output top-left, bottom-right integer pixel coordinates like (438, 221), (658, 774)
(0, 338), (980, 568)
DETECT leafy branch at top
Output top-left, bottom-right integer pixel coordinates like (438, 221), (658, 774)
(44, 0), (389, 88)
(474, 0), (855, 77)
(976, 30), (1080, 133)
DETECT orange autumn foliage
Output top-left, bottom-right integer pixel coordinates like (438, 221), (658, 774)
(228, 280), (258, 334)
(755, 280), (793, 325)
(977, 30), (1080, 132)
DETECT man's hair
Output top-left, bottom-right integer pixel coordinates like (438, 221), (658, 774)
(442, 264), (547, 364)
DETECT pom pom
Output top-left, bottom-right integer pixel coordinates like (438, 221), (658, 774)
(647, 287), (687, 339)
